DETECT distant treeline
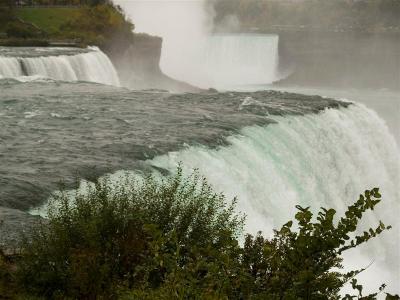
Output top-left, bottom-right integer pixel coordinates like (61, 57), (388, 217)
(212, 0), (400, 33)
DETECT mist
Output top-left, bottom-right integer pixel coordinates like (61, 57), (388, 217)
(115, 0), (215, 88)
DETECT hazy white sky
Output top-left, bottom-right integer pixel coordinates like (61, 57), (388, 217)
(115, 0), (213, 36)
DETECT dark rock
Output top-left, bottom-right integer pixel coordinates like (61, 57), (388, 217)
(106, 33), (201, 93)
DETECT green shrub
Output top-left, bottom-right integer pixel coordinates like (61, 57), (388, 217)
(17, 168), (243, 298)
(1, 166), (397, 299)
(6, 22), (38, 39)
(241, 188), (393, 299)
(123, 187), (398, 300)
(61, 4), (134, 48)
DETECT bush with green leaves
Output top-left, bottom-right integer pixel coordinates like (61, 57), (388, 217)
(240, 188), (394, 299)
(16, 168), (244, 298)
(124, 187), (398, 300)
(6, 21), (40, 39)
(2, 167), (399, 299)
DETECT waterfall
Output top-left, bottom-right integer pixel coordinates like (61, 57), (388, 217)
(115, 0), (281, 89)
(0, 47), (120, 86)
(202, 34), (280, 88)
(159, 34), (281, 89)
(150, 104), (399, 232)
(146, 103), (400, 292)
(32, 103), (400, 293)
(0, 57), (22, 78)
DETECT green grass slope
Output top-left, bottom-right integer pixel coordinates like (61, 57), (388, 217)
(16, 7), (80, 35)
(6, 5), (134, 48)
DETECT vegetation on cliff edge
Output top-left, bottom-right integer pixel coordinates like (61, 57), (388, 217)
(0, 0), (134, 49)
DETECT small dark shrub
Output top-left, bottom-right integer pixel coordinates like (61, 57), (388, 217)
(6, 22), (37, 39)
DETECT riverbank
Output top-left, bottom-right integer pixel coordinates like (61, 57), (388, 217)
(0, 38), (84, 47)
(0, 5), (134, 47)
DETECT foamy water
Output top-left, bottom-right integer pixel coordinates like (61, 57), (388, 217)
(0, 47), (120, 86)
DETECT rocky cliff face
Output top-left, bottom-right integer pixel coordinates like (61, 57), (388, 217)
(277, 32), (400, 90)
(106, 33), (199, 93)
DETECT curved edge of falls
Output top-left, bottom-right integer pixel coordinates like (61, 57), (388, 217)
(0, 46), (120, 86)
(31, 103), (400, 294)
(148, 103), (400, 294)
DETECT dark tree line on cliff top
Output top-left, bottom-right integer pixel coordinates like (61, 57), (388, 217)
(213, 0), (400, 33)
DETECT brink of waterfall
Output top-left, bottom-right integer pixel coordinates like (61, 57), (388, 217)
(0, 47), (120, 86)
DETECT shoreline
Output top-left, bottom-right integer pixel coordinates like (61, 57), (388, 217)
(0, 38), (85, 48)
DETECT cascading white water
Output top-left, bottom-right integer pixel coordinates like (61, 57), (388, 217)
(0, 57), (22, 78)
(201, 34), (280, 88)
(115, 1), (281, 89)
(31, 103), (400, 294)
(159, 34), (281, 89)
(0, 47), (120, 86)
(146, 103), (400, 294)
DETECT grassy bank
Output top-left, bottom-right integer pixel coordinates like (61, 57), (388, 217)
(16, 7), (80, 35)
(0, 4), (134, 49)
